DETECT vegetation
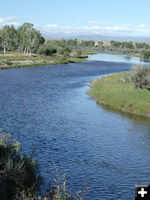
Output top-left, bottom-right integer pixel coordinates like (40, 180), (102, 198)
(38, 45), (57, 56)
(142, 51), (150, 59)
(88, 68), (150, 118)
(110, 40), (134, 49)
(1, 22), (150, 69)
(0, 133), (86, 200)
(0, 23), (100, 69)
(130, 65), (150, 89)
(95, 40), (150, 59)
(0, 133), (40, 200)
(0, 23), (44, 55)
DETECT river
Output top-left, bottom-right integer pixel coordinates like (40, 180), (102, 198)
(0, 53), (150, 199)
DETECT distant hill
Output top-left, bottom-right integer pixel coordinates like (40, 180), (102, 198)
(42, 32), (150, 42)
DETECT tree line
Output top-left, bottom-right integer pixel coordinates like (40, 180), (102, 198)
(0, 23), (45, 55)
(1, 23), (150, 59)
(110, 40), (150, 50)
(0, 23), (97, 56)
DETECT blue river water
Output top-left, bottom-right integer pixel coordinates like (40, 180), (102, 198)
(0, 53), (150, 199)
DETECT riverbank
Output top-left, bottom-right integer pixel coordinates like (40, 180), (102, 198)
(0, 48), (148, 70)
(88, 72), (150, 118)
(0, 49), (99, 69)
(0, 54), (87, 69)
(98, 50), (142, 57)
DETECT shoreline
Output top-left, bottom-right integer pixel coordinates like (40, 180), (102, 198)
(0, 50), (145, 70)
(0, 56), (88, 70)
(0, 49), (100, 70)
(88, 72), (150, 118)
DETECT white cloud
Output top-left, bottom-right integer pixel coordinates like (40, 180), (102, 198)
(91, 25), (101, 30)
(40, 23), (150, 37)
(0, 16), (19, 27)
(82, 26), (90, 30)
(105, 25), (132, 32)
(5, 16), (17, 21)
(0, 18), (5, 23)
(2, 22), (19, 26)
(45, 24), (58, 28)
(1, 17), (150, 38)
(138, 24), (146, 28)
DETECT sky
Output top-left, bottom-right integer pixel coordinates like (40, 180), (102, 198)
(1, 0), (150, 38)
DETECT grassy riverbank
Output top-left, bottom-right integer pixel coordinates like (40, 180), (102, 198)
(0, 49), (99, 69)
(0, 52), (84, 69)
(88, 72), (150, 118)
(0, 49), (141, 70)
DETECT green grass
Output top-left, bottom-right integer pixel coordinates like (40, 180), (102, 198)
(88, 72), (150, 118)
(0, 54), (69, 68)
(69, 56), (87, 63)
(0, 50), (93, 69)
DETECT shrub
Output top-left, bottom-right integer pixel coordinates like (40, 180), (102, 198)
(38, 46), (57, 56)
(0, 133), (40, 200)
(76, 50), (82, 57)
(130, 65), (150, 89)
(57, 48), (65, 55)
(142, 51), (150, 59)
(44, 173), (85, 200)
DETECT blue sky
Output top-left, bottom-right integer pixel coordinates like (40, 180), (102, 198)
(1, 0), (150, 37)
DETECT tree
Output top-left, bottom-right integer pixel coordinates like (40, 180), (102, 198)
(18, 23), (33, 54)
(0, 25), (18, 54)
(80, 40), (95, 47)
(67, 39), (78, 47)
(29, 29), (45, 54)
(1, 26), (10, 54)
(0, 30), (2, 51)
(18, 23), (44, 55)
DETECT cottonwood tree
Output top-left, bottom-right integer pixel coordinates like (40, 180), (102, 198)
(0, 30), (2, 51)
(8, 25), (19, 51)
(0, 25), (18, 54)
(30, 29), (45, 54)
(1, 25), (10, 54)
(18, 23), (44, 55)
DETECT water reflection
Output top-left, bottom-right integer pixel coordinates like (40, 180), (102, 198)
(88, 52), (150, 65)
(96, 103), (150, 145)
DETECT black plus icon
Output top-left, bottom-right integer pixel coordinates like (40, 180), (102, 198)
(138, 188), (147, 197)
(135, 185), (150, 199)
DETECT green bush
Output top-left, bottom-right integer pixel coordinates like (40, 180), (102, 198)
(59, 47), (71, 57)
(142, 51), (150, 59)
(38, 46), (57, 56)
(0, 134), (40, 200)
(76, 50), (82, 57)
(130, 65), (150, 89)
